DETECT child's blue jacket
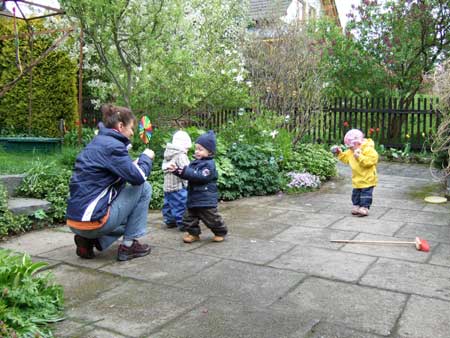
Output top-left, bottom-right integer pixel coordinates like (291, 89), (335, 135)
(176, 156), (218, 208)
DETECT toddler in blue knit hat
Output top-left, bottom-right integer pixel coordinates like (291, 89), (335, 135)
(168, 130), (228, 243)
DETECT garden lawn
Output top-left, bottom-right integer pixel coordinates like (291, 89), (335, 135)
(0, 150), (66, 174)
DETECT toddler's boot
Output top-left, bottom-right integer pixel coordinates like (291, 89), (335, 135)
(351, 205), (360, 215)
(183, 233), (200, 243)
(357, 207), (369, 217)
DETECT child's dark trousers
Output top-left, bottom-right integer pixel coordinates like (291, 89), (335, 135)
(351, 186), (374, 208)
(183, 207), (228, 237)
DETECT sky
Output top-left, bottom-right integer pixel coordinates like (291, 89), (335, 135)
(6, 0), (361, 28)
(335, 0), (361, 28)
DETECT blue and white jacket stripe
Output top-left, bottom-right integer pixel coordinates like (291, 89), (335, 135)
(66, 123), (153, 222)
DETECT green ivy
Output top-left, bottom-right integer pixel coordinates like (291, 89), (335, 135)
(0, 249), (64, 337)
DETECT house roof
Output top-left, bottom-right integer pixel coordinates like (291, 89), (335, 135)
(248, 0), (341, 27)
(249, 0), (292, 21)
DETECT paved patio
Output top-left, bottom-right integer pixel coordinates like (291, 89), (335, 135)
(2, 162), (450, 338)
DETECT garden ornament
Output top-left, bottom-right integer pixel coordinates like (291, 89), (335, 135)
(330, 237), (430, 252)
(138, 116), (153, 144)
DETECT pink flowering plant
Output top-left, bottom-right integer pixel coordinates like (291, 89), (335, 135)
(285, 172), (321, 193)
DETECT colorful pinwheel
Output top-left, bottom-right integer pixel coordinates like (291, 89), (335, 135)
(138, 116), (153, 144)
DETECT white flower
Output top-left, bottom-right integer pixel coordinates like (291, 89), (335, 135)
(246, 81), (252, 88)
(234, 74), (244, 83)
(221, 69), (226, 75)
(270, 130), (279, 138)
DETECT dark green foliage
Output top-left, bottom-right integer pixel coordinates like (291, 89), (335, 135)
(0, 20), (78, 137)
(286, 144), (337, 180)
(219, 143), (282, 200)
(63, 128), (96, 147)
(0, 184), (31, 238)
(17, 161), (72, 222)
(0, 250), (64, 337)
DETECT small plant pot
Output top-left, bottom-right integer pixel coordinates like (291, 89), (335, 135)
(0, 137), (62, 153)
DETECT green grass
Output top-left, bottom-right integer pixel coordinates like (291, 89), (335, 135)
(0, 148), (76, 174)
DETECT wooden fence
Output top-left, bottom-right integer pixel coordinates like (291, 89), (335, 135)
(195, 97), (441, 150)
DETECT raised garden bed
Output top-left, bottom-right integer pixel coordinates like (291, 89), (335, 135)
(0, 137), (62, 153)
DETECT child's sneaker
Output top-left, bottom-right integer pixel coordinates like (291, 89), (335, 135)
(212, 235), (225, 243)
(183, 234), (200, 243)
(117, 240), (151, 261)
(357, 207), (369, 217)
(351, 205), (360, 215)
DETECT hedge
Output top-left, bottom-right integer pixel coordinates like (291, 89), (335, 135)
(0, 20), (78, 137)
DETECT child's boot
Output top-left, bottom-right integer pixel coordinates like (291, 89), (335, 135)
(351, 205), (360, 215)
(212, 235), (225, 243)
(183, 233), (200, 243)
(357, 207), (369, 217)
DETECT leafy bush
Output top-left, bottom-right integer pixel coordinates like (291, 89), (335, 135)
(63, 128), (96, 147)
(219, 143), (282, 200)
(17, 161), (72, 222)
(0, 250), (64, 337)
(285, 144), (337, 180)
(0, 184), (31, 238)
(0, 21), (78, 137)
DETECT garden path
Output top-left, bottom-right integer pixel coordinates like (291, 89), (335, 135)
(2, 161), (450, 338)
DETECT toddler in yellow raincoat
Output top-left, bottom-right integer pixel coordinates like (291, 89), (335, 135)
(331, 129), (379, 217)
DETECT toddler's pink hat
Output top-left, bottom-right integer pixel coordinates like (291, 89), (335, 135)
(344, 129), (364, 147)
(172, 130), (192, 149)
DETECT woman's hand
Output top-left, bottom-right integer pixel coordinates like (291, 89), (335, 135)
(143, 149), (155, 160)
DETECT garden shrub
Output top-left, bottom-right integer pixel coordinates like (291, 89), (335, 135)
(17, 161), (72, 222)
(63, 127), (96, 147)
(0, 249), (63, 337)
(0, 184), (31, 238)
(285, 143), (337, 180)
(0, 20), (78, 137)
(219, 143), (282, 200)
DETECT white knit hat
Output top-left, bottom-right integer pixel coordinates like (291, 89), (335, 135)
(172, 130), (192, 149)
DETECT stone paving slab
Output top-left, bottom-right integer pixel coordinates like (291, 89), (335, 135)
(0, 229), (73, 255)
(51, 319), (130, 338)
(360, 258), (450, 301)
(273, 226), (358, 249)
(174, 260), (306, 307)
(397, 295), (450, 338)
(67, 280), (206, 337)
(380, 209), (450, 226)
(221, 205), (286, 222)
(38, 244), (118, 269)
(268, 210), (344, 228)
(190, 235), (295, 265)
(142, 228), (206, 252)
(330, 216), (404, 236)
(339, 233), (432, 263)
(307, 322), (384, 338)
(225, 218), (292, 240)
(100, 246), (221, 285)
(268, 200), (332, 213)
(429, 243), (450, 267)
(317, 204), (390, 219)
(271, 277), (407, 336)
(422, 202), (450, 213)
(395, 222), (450, 244)
(151, 299), (320, 338)
(50, 264), (124, 308)
(268, 245), (376, 282)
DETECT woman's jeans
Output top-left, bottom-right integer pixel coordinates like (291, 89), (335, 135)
(71, 182), (152, 250)
(162, 188), (188, 229)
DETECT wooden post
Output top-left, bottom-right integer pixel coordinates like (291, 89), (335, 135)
(78, 27), (83, 145)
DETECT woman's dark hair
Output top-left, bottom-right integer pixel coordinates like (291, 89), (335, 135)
(101, 104), (136, 128)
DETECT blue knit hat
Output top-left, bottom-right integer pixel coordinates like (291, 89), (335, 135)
(196, 130), (216, 153)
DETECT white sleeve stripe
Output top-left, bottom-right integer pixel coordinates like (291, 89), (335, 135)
(133, 162), (147, 181)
